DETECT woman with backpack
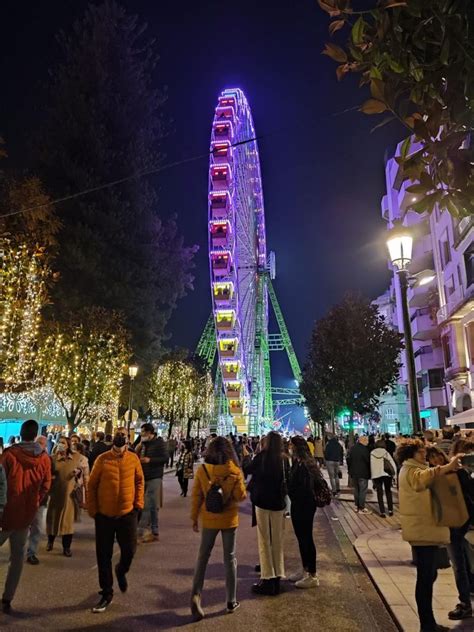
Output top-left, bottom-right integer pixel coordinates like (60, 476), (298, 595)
(370, 439), (397, 518)
(245, 431), (289, 596)
(190, 437), (246, 621)
(287, 436), (321, 589)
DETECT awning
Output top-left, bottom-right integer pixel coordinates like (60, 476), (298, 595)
(446, 408), (474, 428)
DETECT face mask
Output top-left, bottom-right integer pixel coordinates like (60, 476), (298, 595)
(113, 434), (127, 448)
(57, 443), (67, 452)
(71, 444), (77, 452)
(141, 435), (150, 443)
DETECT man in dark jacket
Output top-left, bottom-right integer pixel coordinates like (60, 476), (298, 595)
(0, 419), (51, 613)
(324, 435), (344, 496)
(384, 433), (396, 458)
(347, 436), (371, 513)
(136, 423), (168, 543)
(89, 432), (109, 469)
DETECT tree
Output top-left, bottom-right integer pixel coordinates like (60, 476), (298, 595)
(148, 358), (195, 438)
(186, 361), (214, 439)
(318, 0), (474, 216)
(35, 1), (196, 365)
(36, 307), (129, 433)
(301, 294), (402, 433)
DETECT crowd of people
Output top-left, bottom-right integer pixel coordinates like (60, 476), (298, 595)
(0, 420), (473, 632)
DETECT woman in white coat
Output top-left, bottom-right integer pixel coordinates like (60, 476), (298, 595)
(370, 439), (397, 517)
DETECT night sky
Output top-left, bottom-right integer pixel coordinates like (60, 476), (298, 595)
(1, 0), (405, 419)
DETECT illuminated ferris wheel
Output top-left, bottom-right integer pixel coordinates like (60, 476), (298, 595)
(202, 87), (302, 434)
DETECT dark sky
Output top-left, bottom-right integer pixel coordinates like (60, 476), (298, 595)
(0, 0), (403, 400)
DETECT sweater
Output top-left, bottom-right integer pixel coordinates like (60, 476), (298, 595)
(245, 451), (289, 511)
(88, 449), (144, 518)
(370, 447), (397, 480)
(324, 438), (343, 463)
(191, 460), (246, 529)
(138, 436), (168, 481)
(347, 443), (371, 480)
(1, 442), (51, 530)
(398, 458), (449, 546)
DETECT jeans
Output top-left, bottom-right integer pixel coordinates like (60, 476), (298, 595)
(27, 505), (46, 558)
(95, 511), (138, 600)
(447, 522), (471, 606)
(192, 527), (237, 603)
(291, 501), (317, 573)
(353, 478), (369, 509)
(413, 545), (438, 630)
(326, 461), (340, 493)
(138, 477), (161, 536)
(373, 477), (393, 514)
(0, 528), (29, 602)
(255, 507), (286, 579)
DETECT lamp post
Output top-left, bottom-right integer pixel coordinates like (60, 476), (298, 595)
(387, 227), (422, 434)
(127, 364), (138, 433)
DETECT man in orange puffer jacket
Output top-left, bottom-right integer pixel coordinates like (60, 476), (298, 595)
(88, 430), (144, 613)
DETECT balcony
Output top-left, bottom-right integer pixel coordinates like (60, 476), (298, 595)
(409, 234), (434, 275)
(411, 307), (438, 341)
(437, 284), (474, 325)
(407, 275), (436, 308)
(421, 388), (447, 409)
(414, 345), (444, 373)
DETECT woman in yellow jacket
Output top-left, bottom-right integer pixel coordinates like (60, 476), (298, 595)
(190, 436), (246, 621)
(397, 439), (462, 632)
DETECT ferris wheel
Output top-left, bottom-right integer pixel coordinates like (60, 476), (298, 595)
(205, 87), (302, 434)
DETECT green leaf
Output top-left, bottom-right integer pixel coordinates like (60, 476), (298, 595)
(400, 137), (412, 160)
(406, 183), (428, 194)
(352, 17), (366, 45)
(369, 66), (383, 80)
(388, 58), (404, 73)
(322, 42), (348, 63)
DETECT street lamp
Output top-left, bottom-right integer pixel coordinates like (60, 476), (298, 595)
(386, 226), (422, 434)
(127, 364), (138, 433)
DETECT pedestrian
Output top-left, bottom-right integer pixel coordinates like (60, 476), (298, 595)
(324, 434), (344, 496)
(87, 429), (145, 613)
(0, 419), (51, 613)
(89, 431), (109, 469)
(136, 423), (168, 543)
(190, 436), (246, 621)
(46, 436), (81, 557)
(245, 431), (288, 596)
(384, 432), (396, 457)
(167, 436), (177, 468)
(370, 439), (397, 518)
(396, 438), (463, 632)
(437, 427), (454, 455)
(313, 437), (324, 467)
(287, 436), (320, 589)
(347, 435), (371, 514)
(176, 440), (194, 497)
(26, 435), (50, 565)
(306, 435), (315, 457)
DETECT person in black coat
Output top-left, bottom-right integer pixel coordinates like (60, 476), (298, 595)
(89, 432), (109, 469)
(324, 436), (344, 496)
(347, 436), (371, 513)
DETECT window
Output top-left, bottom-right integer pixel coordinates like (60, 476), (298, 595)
(440, 230), (451, 267)
(444, 275), (455, 298)
(385, 407), (395, 420)
(428, 368), (444, 388)
(467, 322), (474, 365)
(464, 246), (474, 288)
(458, 264), (464, 288)
(421, 373), (429, 391)
(442, 335), (452, 368)
(417, 377), (423, 393)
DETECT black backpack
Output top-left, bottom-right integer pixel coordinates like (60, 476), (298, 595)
(202, 465), (228, 513)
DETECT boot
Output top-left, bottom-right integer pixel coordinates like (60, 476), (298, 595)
(251, 579), (275, 596)
(273, 577), (281, 595)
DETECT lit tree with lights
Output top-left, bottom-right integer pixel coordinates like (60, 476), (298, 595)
(36, 307), (129, 433)
(185, 366), (214, 439)
(149, 359), (195, 438)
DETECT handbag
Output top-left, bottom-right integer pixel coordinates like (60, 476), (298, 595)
(383, 457), (395, 477)
(313, 473), (332, 507)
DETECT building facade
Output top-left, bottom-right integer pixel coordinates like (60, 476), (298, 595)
(382, 139), (474, 428)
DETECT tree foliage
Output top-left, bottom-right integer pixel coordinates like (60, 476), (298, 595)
(36, 307), (129, 432)
(34, 1), (196, 364)
(301, 294), (403, 426)
(318, 0), (474, 216)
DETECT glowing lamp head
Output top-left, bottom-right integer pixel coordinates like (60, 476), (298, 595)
(387, 227), (413, 271)
(128, 365), (138, 379)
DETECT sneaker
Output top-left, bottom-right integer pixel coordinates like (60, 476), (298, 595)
(191, 594), (204, 621)
(91, 597), (112, 613)
(388, 511), (394, 517)
(295, 573), (320, 589)
(251, 579), (276, 596)
(115, 564), (128, 593)
(27, 555), (40, 565)
(254, 564), (261, 572)
(153, 534), (160, 542)
(354, 507), (359, 513)
(63, 548), (72, 557)
(448, 602), (472, 620)
(226, 601), (240, 614)
(142, 533), (157, 544)
(2, 599), (12, 614)
(288, 570), (304, 582)
(380, 513), (386, 518)
(360, 508), (371, 514)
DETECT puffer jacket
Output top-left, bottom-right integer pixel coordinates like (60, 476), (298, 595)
(191, 460), (246, 530)
(88, 449), (144, 518)
(1, 442), (51, 530)
(370, 447), (397, 480)
(398, 458), (449, 546)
